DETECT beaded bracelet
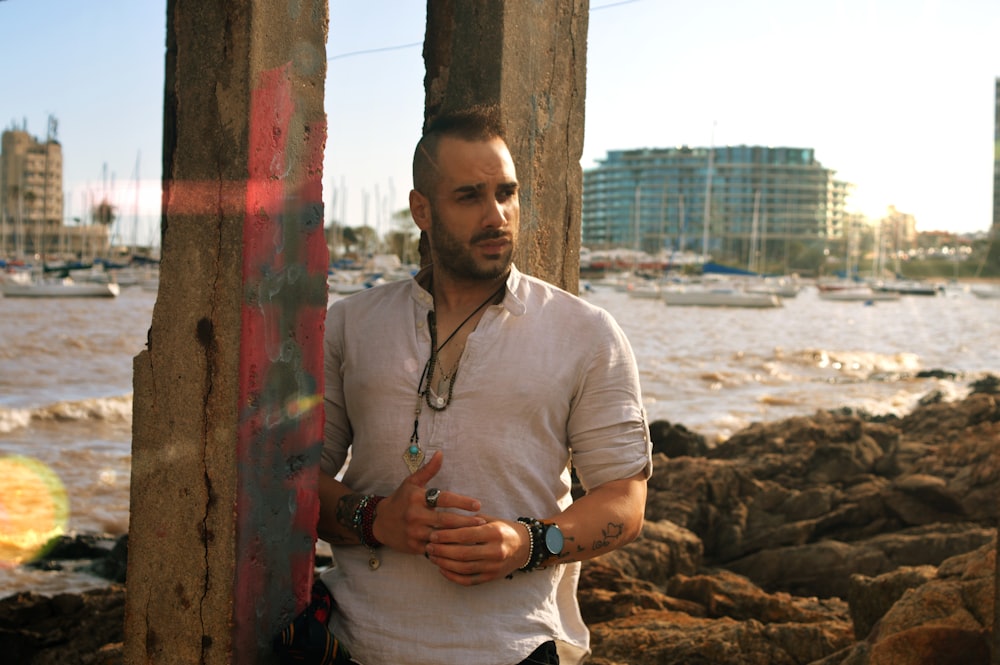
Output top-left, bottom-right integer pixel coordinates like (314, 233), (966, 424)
(506, 518), (539, 579)
(517, 517), (547, 572)
(352, 494), (385, 549)
(517, 519), (535, 570)
(352, 494), (385, 571)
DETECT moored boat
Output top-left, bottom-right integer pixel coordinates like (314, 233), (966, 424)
(970, 285), (1000, 300)
(871, 280), (943, 296)
(817, 287), (900, 303)
(0, 274), (120, 298)
(743, 276), (802, 298)
(661, 285), (782, 308)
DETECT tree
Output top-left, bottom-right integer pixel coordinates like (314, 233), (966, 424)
(93, 199), (116, 226)
(352, 226), (379, 255)
(388, 208), (417, 263)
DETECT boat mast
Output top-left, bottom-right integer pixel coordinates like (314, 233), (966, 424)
(748, 189), (761, 274)
(701, 123), (715, 260)
(632, 182), (641, 273)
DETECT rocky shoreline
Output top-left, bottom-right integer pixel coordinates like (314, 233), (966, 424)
(3, 375), (998, 664)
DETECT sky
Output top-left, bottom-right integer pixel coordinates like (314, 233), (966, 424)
(2, 0), (998, 249)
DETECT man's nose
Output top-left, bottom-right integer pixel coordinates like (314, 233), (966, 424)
(483, 197), (507, 227)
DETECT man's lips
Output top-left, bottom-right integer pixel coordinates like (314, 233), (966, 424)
(478, 239), (509, 251)
(473, 233), (511, 251)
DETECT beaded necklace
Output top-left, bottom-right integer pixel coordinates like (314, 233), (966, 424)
(402, 282), (506, 473)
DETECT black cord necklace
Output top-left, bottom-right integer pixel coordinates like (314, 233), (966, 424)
(402, 281), (506, 473)
(432, 281), (508, 353)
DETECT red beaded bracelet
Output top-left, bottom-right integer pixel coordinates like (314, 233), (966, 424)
(352, 494), (385, 549)
(361, 494), (384, 549)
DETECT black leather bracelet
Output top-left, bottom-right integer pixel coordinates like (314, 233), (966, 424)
(516, 517), (547, 572)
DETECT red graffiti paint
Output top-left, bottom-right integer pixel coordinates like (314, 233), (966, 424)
(233, 61), (328, 660)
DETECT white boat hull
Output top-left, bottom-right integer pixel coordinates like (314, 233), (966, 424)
(970, 286), (1000, 300)
(0, 279), (121, 298)
(817, 289), (900, 302)
(871, 281), (943, 296)
(662, 288), (782, 308)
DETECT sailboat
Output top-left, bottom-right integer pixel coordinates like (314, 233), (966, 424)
(740, 191), (801, 299)
(659, 281), (782, 308)
(660, 144), (782, 309)
(970, 284), (1000, 299)
(0, 268), (120, 298)
(0, 154), (120, 298)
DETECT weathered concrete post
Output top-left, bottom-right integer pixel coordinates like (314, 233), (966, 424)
(423, 0), (589, 291)
(124, 1), (328, 663)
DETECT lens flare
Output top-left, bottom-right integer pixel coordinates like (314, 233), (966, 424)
(0, 455), (70, 567)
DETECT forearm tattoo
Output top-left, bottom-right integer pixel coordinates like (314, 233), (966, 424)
(592, 521), (624, 551)
(331, 493), (365, 544)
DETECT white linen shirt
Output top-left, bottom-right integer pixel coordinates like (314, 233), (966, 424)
(320, 264), (651, 665)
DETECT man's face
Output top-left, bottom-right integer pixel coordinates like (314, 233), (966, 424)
(417, 136), (519, 281)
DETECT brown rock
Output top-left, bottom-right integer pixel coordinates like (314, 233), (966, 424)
(0, 586), (124, 665)
(589, 610), (854, 665)
(847, 565), (937, 639)
(597, 520), (703, 586)
(868, 625), (989, 665)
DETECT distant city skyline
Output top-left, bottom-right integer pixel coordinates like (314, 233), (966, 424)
(2, 0), (999, 248)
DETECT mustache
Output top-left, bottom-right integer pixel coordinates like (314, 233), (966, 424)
(471, 229), (511, 244)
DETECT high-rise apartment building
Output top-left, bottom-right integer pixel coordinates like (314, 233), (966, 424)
(1, 118), (64, 256)
(582, 145), (850, 263)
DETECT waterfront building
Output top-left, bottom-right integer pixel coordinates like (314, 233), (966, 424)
(582, 145), (851, 264)
(0, 117), (108, 258)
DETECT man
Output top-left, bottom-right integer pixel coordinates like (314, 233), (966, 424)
(318, 105), (651, 665)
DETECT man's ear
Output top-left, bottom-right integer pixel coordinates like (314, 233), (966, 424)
(409, 189), (431, 232)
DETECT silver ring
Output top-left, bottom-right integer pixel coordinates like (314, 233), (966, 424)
(425, 487), (441, 508)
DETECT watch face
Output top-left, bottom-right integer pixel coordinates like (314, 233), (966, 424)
(544, 524), (564, 556)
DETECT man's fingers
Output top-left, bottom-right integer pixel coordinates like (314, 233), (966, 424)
(433, 510), (486, 530)
(406, 450), (443, 486)
(430, 490), (482, 514)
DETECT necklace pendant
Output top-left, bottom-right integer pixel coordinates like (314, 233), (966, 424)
(368, 552), (381, 570)
(403, 444), (425, 474)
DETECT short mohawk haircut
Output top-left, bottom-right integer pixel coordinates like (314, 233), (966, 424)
(413, 105), (505, 195)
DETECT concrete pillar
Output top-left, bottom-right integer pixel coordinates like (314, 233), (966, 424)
(423, 0), (589, 292)
(124, 1), (328, 663)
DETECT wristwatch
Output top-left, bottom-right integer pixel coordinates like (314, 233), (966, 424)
(540, 521), (564, 562)
(516, 517), (564, 571)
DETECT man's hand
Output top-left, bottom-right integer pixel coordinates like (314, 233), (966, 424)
(373, 451), (485, 555)
(424, 515), (531, 586)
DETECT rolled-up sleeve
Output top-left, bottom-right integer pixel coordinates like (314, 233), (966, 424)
(322, 303), (352, 477)
(567, 311), (652, 492)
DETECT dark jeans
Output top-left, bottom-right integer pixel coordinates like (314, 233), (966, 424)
(518, 640), (559, 665)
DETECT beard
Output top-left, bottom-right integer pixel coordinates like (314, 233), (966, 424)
(429, 208), (514, 281)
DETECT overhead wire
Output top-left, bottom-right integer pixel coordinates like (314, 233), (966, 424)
(326, 0), (640, 61)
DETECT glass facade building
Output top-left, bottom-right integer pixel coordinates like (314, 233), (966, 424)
(582, 145), (850, 260)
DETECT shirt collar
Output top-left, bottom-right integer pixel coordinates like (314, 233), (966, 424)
(410, 264), (526, 317)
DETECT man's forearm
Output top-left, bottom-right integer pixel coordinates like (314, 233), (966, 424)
(317, 472), (364, 546)
(541, 473), (647, 565)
